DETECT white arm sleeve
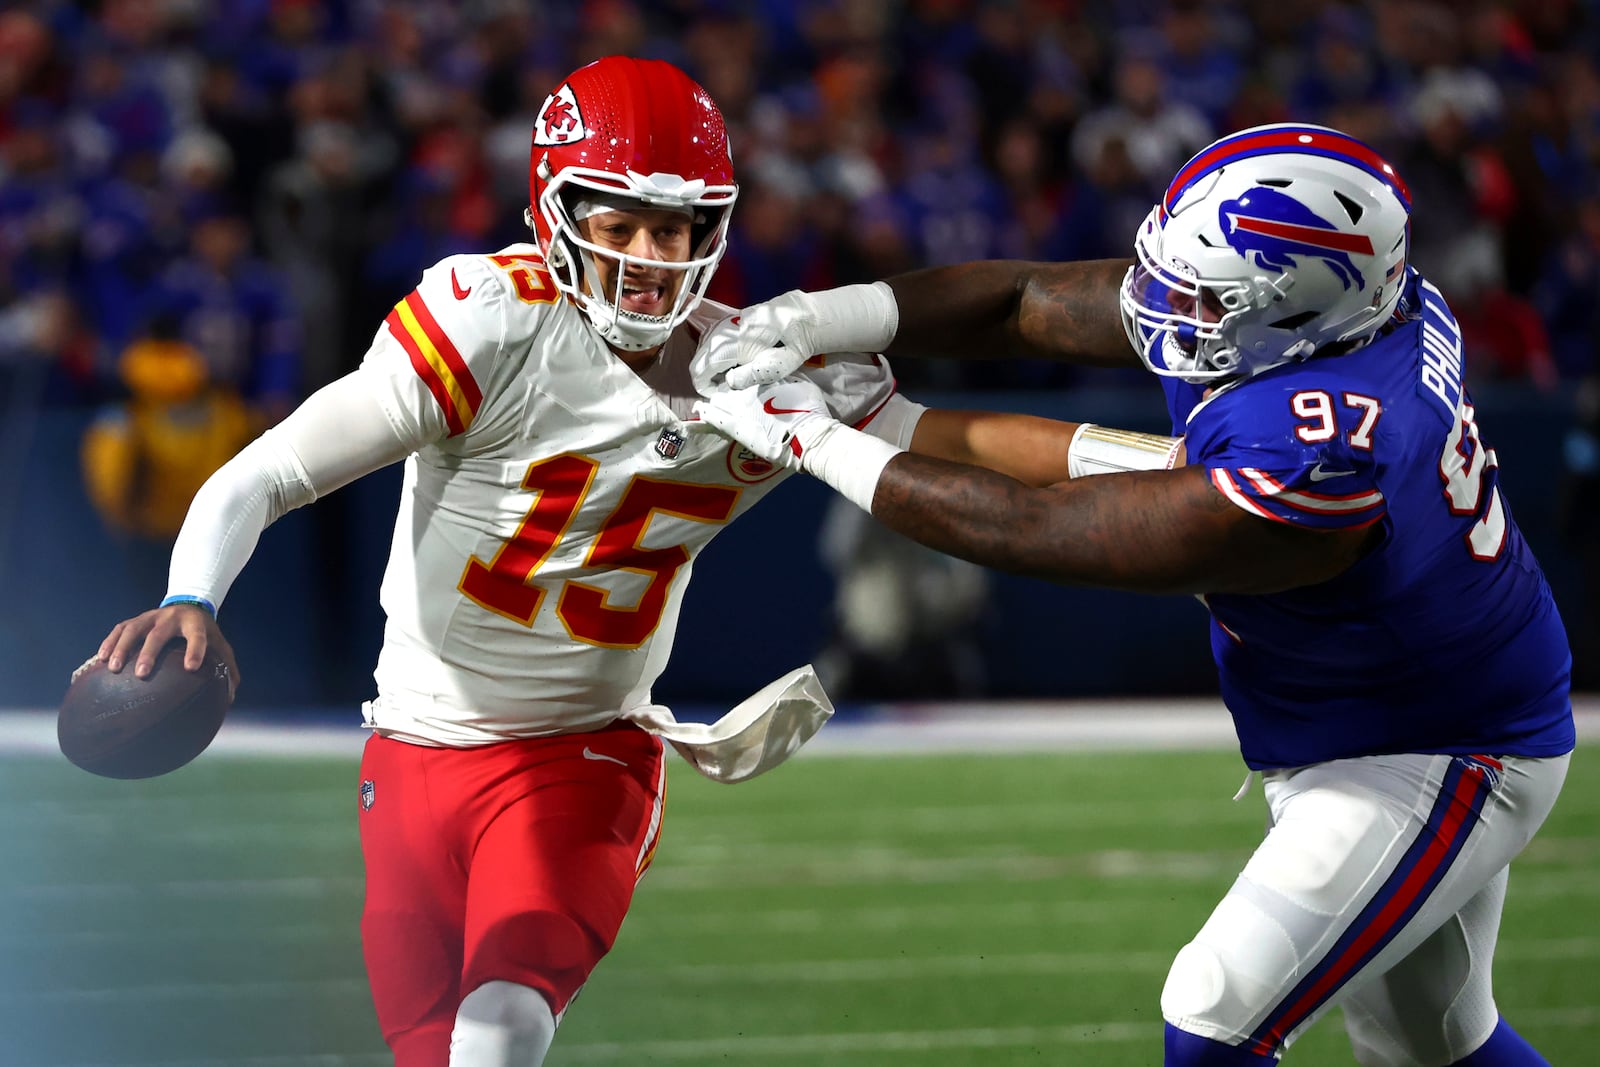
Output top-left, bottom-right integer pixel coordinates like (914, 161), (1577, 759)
(165, 369), (426, 611)
(859, 392), (927, 449)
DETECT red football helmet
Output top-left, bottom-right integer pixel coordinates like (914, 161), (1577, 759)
(527, 56), (738, 351)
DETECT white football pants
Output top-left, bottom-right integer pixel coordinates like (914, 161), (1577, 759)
(1161, 751), (1569, 1064)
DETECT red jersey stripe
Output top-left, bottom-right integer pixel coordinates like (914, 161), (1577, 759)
(386, 308), (467, 436)
(404, 290), (483, 418)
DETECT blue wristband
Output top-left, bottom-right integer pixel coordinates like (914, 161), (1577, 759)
(160, 595), (217, 618)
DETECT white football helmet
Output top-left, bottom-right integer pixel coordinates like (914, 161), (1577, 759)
(1120, 124), (1412, 382)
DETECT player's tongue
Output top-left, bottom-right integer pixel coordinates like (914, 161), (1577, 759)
(619, 277), (667, 315)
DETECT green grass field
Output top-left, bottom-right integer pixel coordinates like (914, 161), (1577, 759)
(0, 744), (1593, 1066)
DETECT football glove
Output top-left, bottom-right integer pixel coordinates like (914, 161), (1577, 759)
(691, 377), (837, 469)
(726, 282), (900, 390)
(693, 377), (904, 513)
(688, 313), (741, 395)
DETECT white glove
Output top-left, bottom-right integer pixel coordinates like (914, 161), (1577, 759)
(728, 282), (900, 390)
(693, 377), (904, 514)
(688, 312), (741, 395)
(691, 377), (836, 469)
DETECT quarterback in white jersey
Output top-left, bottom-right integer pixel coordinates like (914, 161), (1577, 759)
(91, 55), (1172, 1067)
(361, 247), (893, 747)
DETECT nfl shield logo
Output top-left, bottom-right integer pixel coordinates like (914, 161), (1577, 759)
(655, 428), (685, 459)
(360, 779), (376, 812)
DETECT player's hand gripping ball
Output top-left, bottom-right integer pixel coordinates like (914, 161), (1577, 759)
(58, 639), (232, 779)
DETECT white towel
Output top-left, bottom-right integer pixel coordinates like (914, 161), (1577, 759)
(624, 665), (834, 783)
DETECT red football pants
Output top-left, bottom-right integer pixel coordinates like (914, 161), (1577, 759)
(356, 722), (666, 1067)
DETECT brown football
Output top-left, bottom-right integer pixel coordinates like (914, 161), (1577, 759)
(58, 639), (232, 779)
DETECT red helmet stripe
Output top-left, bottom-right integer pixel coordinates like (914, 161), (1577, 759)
(1164, 128), (1412, 214)
(1227, 215), (1376, 255)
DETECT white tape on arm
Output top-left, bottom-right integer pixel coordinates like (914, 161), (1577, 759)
(1067, 423), (1184, 478)
(730, 283), (902, 390)
(795, 420), (904, 514)
(811, 280), (900, 355)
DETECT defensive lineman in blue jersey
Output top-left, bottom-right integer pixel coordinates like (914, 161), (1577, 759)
(702, 124), (1574, 1066)
(1164, 269), (1573, 771)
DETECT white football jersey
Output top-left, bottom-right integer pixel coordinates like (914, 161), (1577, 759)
(357, 245), (895, 745)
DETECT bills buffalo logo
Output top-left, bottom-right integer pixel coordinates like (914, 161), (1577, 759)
(360, 779), (376, 812)
(533, 84), (585, 146)
(1455, 755), (1503, 791)
(726, 442), (781, 484)
(1219, 189), (1371, 291)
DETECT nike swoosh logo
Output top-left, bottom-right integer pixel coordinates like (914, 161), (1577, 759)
(763, 398), (812, 415)
(582, 746), (628, 767)
(451, 269), (472, 300)
(1308, 463), (1357, 482)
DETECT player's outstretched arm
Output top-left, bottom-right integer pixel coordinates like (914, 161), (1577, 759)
(870, 456), (1370, 595)
(883, 258), (1136, 367)
(728, 259), (1136, 389)
(726, 257), (1139, 388)
(905, 408), (1183, 488)
(695, 383), (1368, 596)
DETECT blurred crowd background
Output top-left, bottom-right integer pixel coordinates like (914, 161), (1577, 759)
(2, 0), (1598, 702)
(4, 0), (1600, 404)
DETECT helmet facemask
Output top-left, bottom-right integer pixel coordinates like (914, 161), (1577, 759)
(1121, 210), (1304, 382)
(531, 161), (734, 352)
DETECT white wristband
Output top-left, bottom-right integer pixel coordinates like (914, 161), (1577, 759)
(1067, 424), (1184, 478)
(811, 281), (900, 354)
(796, 420), (905, 514)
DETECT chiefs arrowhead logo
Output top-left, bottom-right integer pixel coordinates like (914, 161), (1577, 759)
(726, 442), (781, 484)
(533, 84), (586, 146)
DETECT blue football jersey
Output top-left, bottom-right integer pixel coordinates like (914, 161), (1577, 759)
(1158, 270), (1574, 769)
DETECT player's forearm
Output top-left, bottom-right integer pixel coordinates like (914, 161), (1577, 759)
(166, 434), (318, 610)
(909, 409), (1184, 488)
(868, 454), (1220, 594)
(883, 259), (1136, 367)
(166, 371), (417, 610)
(910, 409), (1079, 487)
(865, 453), (1368, 595)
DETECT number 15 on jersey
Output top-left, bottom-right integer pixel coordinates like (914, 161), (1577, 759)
(458, 453), (742, 648)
